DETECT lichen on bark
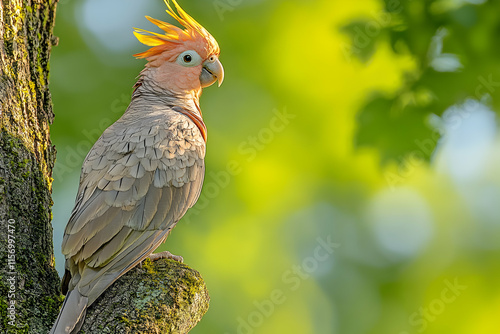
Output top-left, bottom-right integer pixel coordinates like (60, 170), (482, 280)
(80, 259), (210, 333)
(0, 0), (61, 333)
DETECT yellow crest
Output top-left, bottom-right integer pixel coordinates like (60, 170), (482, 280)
(133, 0), (219, 59)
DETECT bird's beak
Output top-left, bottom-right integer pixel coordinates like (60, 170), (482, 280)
(200, 57), (224, 88)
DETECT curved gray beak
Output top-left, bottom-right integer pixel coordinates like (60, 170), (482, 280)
(200, 57), (224, 88)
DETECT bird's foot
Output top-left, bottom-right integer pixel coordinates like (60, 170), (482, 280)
(138, 251), (183, 269)
(148, 251), (184, 263)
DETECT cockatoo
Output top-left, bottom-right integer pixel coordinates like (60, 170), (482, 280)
(50, 1), (223, 332)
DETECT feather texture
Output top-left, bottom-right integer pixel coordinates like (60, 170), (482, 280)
(50, 1), (222, 332)
(60, 104), (205, 315)
(133, 0), (220, 59)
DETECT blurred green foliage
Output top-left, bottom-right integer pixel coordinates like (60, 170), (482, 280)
(349, 0), (500, 162)
(50, 0), (500, 333)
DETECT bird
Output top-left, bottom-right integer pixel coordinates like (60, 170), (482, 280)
(49, 1), (223, 332)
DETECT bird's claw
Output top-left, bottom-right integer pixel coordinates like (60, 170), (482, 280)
(138, 251), (183, 269)
(148, 251), (184, 263)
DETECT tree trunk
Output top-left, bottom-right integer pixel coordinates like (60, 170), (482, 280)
(0, 2), (209, 333)
(0, 0), (61, 333)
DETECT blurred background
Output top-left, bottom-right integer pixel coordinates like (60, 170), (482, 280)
(49, 0), (500, 333)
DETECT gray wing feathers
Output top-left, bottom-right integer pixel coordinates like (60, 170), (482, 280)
(79, 211), (134, 262)
(128, 185), (162, 230)
(61, 111), (205, 312)
(49, 289), (88, 334)
(83, 228), (169, 306)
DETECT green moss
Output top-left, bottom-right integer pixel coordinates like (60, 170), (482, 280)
(0, 297), (9, 330)
(80, 259), (209, 331)
(37, 65), (46, 86)
(120, 316), (131, 325)
(0, 132), (61, 333)
(1, 1), (60, 330)
(141, 258), (157, 275)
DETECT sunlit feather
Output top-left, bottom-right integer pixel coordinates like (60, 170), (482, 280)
(133, 0), (219, 59)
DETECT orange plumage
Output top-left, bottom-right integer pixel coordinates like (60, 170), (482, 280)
(133, 0), (220, 59)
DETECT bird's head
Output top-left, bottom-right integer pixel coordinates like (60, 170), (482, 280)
(133, 0), (224, 94)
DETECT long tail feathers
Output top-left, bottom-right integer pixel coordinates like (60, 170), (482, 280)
(49, 290), (88, 334)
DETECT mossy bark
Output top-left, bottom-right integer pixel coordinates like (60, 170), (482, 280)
(80, 259), (210, 333)
(0, 0), (61, 333)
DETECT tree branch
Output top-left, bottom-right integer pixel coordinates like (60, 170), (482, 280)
(80, 259), (210, 333)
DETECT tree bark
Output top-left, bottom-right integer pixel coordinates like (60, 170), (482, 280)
(0, 0), (61, 333)
(80, 259), (210, 333)
(0, 2), (209, 333)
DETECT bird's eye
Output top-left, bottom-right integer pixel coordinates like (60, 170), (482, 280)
(176, 50), (202, 67)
